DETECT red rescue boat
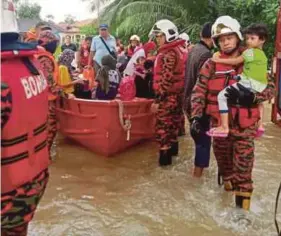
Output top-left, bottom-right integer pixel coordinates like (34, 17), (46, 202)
(56, 98), (155, 156)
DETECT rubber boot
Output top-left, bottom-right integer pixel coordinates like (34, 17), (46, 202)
(170, 142), (179, 156)
(159, 149), (172, 166)
(235, 192), (251, 210)
(178, 128), (186, 137)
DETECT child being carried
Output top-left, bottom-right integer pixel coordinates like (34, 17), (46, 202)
(207, 23), (268, 138)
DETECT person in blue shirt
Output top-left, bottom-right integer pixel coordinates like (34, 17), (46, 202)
(88, 24), (117, 72)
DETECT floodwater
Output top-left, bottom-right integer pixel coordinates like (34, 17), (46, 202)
(30, 105), (281, 236)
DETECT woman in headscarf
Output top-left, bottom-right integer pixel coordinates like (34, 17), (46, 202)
(77, 36), (92, 70)
(57, 49), (84, 98)
(95, 55), (121, 100)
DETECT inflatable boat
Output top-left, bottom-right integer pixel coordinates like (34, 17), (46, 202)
(56, 98), (155, 156)
(272, 3), (281, 127)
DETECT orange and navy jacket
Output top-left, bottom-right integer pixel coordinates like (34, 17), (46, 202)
(1, 48), (50, 193)
(153, 39), (186, 103)
(191, 48), (275, 120)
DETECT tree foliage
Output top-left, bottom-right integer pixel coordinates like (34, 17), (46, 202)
(86, 0), (278, 56)
(64, 14), (76, 24)
(45, 14), (55, 21)
(17, 2), (41, 19)
(80, 24), (98, 36)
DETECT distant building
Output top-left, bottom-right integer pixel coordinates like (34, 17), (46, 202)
(17, 18), (96, 44)
(57, 23), (85, 44)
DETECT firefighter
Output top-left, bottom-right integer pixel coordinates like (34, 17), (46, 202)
(149, 19), (186, 166)
(190, 15), (275, 210)
(37, 30), (60, 155)
(1, 1), (50, 235)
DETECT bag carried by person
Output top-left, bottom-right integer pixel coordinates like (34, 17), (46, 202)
(100, 37), (117, 60)
(118, 75), (136, 101)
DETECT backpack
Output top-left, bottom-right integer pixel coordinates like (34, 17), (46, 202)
(118, 75), (136, 101)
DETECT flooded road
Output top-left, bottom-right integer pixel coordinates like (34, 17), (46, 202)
(30, 106), (281, 236)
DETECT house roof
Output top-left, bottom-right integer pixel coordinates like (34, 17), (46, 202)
(57, 23), (80, 33)
(73, 18), (96, 27)
(17, 19), (65, 33)
(17, 18), (41, 32)
(17, 18), (96, 34)
(47, 21), (66, 32)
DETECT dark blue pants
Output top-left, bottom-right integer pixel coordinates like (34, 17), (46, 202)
(190, 115), (211, 168)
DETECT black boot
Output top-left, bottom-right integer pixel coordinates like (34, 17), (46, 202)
(235, 192), (251, 210)
(159, 150), (172, 166)
(170, 142), (179, 156)
(178, 128), (186, 137)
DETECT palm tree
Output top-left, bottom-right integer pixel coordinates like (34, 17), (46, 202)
(97, 0), (210, 41)
(84, 0), (278, 55)
(82, 0), (113, 24)
(45, 14), (54, 21)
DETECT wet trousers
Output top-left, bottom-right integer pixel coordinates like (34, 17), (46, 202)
(155, 94), (182, 149)
(212, 117), (256, 192)
(190, 115), (211, 168)
(178, 95), (186, 136)
(1, 170), (49, 235)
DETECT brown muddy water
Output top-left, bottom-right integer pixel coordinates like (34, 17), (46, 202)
(29, 105), (281, 236)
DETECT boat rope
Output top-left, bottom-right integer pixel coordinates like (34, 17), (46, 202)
(275, 182), (281, 236)
(117, 100), (132, 141)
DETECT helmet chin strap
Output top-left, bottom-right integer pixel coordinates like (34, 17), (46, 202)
(223, 42), (240, 55)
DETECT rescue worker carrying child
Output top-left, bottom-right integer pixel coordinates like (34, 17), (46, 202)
(191, 16), (275, 210)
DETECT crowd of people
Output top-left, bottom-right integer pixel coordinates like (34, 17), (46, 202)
(1, 0), (276, 235)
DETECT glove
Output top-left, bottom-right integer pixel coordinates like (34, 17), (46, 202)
(190, 117), (203, 140)
(225, 83), (256, 107)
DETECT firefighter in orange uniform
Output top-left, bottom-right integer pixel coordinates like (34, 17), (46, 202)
(191, 16), (275, 210)
(1, 1), (50, 235)
(36, 30), (60, 155)
(150, 19), (186, 166)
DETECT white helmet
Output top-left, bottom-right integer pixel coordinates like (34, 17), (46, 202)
(179, 33), (190, 43)
(130, 35), (140, 41)
(1, 0), (18, 35)
(149, 19), (179, 42)
(211, 16), (243, 47)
